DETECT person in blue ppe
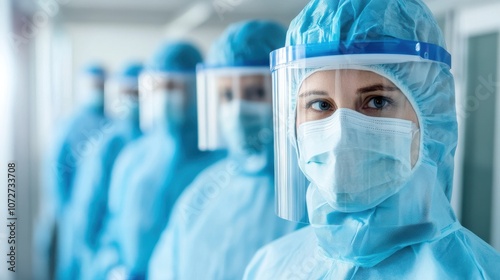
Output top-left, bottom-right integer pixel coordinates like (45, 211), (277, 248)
(243, 0), (500, 279)
(56, 61), (144, 280)
(86, 41), (226, 280)
(148, 20), (301, 280)
(34, 63), (108, 280)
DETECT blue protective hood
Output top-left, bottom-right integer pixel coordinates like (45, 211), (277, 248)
(288, 0), (459, 267)
(205, 20), (286, 67)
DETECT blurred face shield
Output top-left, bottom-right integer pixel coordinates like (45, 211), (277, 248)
(79, 73), (106, 105)
(272, 40), (451, 224)
(196, 66), (273, 155)
(104, 76), (139, 119)
(138, 72), (196, 133)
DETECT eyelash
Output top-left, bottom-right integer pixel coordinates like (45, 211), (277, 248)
(364, 96), (394, 110)
(304, 96), (395, 112)
(305, 99), (334, 112)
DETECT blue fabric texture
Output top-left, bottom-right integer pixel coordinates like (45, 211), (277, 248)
(118, 61), (143, 79)
(85, 41), (224, 279)
(87, 132), (225, 279)
(243, 0), (500, 279)
(205, 20), (286, 67)
(35, 100), (108, 280)
(82, 63), (106, 78)
(146, 41), (203, 73)
(52, 102), (109, 218)
(147, 20), (300, 280)
(148, 159), (300, 280)
(56, 103), (142, 280)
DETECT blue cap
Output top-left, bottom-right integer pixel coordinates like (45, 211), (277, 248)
(82, 63), (106, 78)
(205, 20), (286, 67)
(146, 41), (202, 73)
(287, 0), (445, 47)
(118, 61), (143, 79)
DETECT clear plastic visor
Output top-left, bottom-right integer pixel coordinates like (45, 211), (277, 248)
(78, 75), (105, 104)
(104, 76), (139, 119)
(273, 54), (424, 224)
(196, 66), (272, 151)
(138, 72), (195, 133)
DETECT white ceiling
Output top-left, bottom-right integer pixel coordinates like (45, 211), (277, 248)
(16, 0), (500, 27)
(57, 0), (310, 27)
(64, 0), (186, 10)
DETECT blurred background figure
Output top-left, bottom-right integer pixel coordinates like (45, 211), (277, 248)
(33, 63), (107, 280)
(148, 20), (301, 280)
(1, 0), (500, 279)
(56, 61), (143, 280)
(88, 41), (225, 280)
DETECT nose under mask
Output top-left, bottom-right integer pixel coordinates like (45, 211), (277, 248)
(219, 99), (273, 156)
(297, 108), (419, 212)
(140, 90), (185, 132)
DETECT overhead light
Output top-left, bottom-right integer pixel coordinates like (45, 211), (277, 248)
(164, 1), (212, 37)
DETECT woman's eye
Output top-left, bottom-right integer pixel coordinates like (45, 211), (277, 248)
(310, 101), (332, 111)
(367, 96), (390, 109)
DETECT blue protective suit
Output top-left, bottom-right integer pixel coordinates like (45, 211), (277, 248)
(35, 64), (107, 280)
(147, 20), (301, 280)
(243, 0), (500, 279)
(57, 61), (143, 279)
(35, 98), (108, 280)
(87, 42), (225, 279)
(51, 91), (108, 214)
(88, 129), (225, 280)
(57, 105), (142, 280)
(46, 63), (108, 219)
(149, 158), (300, 280)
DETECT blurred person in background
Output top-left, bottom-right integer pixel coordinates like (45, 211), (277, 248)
(33, 63), (108, 280)
(56, 61), (143, 280)
(243, 0), (500, 279)
(148, 20), (301, 280)
(87, 41), (225, 280)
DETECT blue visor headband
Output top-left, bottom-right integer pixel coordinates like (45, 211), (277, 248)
(197, 60), (272, 70)
(271, 39), (452, 71)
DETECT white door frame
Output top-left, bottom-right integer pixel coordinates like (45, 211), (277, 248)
(456, 2), (500, 250)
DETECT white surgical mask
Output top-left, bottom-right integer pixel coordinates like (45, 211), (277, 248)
(157, 89), (185, 126)
(140, 89), (185, 132)
(105, 94), (138, 120)
(297, 108), (418, 212)
(220, 99), (273, 169)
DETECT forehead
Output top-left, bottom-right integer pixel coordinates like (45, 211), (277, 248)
(217, 74), (266, 86)
(299, 69), (396, 93)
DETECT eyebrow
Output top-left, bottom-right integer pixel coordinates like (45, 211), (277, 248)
(357, 84), (399, 95)
(298, 84), (399, 98)
(298, 90), (328, 98)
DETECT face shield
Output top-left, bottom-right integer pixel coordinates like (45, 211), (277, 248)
(104, 76), (139, 119)
(138, 71), (196, 133)
(79, 73), (106, 105)
(272, 40), (452, 224)
(196, 66), (273, 154)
